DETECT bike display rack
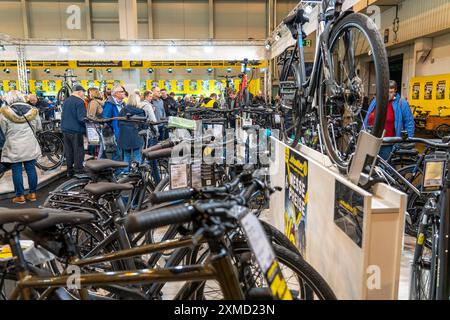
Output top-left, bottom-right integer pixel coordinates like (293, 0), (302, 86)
(267, 137), (407, 299)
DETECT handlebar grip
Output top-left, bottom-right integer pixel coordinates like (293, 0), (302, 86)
(125, 204), (197, 233)
(142, 147), (173, 160)
(145, 140), (175, 152)
(150, 188), (195, 204)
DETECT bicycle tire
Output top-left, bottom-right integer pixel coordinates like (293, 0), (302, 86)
(434, 124), (450, 139)
(410, 221), (438, 300)
(190, 242), (336, 300)
(36, 131), (65, 171)
(318, 13), (389, 172)
(279, 56), (304, 148)
(56, 86), (71, 106)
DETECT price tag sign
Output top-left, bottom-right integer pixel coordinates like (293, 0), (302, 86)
(274, 114), (281, 124)
(422, 155), (446, 193)
(191, 161), (202, 189)
(243, 118), (253, 127)
(232, 206), (293, 300)
(54, 111), (62, 120)
(86, 123), (100, 145)
(170, 163), (189, 189)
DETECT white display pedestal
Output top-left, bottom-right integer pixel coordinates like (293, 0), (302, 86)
(267, 137), (406, 300)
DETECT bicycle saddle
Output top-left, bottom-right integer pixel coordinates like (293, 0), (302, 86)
(85, 159), (128, 172)
(283, 9), (309, 39)
(84, 182), (133, 196)
(0, 208), (49, 226)
(28, 210), (95, 231)
(396, 142), (415, 150)
(393, 149), (418, 157)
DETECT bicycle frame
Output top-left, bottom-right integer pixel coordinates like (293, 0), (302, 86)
(8, 234), (244, 300)
(281, 1), (347, 103)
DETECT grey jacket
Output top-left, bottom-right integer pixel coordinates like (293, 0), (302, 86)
(0, 103), (42, 163)
(152, 98), (166, 121)
(140, 100), (159, 138)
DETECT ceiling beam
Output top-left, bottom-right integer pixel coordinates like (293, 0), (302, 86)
(85, 0), (92, 39)
(209, 0), (214, 39)
(20, 0), (29, 38)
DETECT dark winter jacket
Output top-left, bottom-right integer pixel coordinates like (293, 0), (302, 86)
(162, 96), (178, 116)
(102, 96), (125, 140)
(364, 93), (415, 138)
(117, 104), (146, 150)
(61, 94), (87, 134)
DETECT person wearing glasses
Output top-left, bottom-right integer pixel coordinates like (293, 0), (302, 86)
(102, 84), (126, 161)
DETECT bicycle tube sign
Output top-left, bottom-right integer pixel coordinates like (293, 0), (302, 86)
(284, 147), (308, 255)
(334, 180), (364, 247)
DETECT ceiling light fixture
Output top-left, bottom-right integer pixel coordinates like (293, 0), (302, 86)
(203, 45), (213, 53)
(274, 32), (281, 41)
(167, 68), (173, 73)
(186, 68), (192, 73)
(59, 45), (69, 53)
(44, 68), (51, 73)
(95, 44), (105, 53)
(168, 45), (177, 53)
(3, 68), (10, 74)
(87, 68), (94, 73)
(106, 68), (112, 73)
(130, 45), (141, 53)
(207, 68), (213, 73)
(147, 68), (154, 73)
(227, 68), (232, 73)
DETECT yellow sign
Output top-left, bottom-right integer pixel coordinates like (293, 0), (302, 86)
(410, 73), (450, 116)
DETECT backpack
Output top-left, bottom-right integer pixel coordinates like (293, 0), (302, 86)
(101, 124), (117, 154)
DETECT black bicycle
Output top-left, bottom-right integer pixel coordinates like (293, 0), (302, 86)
(381, 136), (450, 300)
(54, 72), (77, 106)
(278, 0), (389, 172)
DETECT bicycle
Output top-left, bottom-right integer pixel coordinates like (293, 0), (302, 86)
(1, 170), (336, 300)
(277, 0), (389, 172)
(380, 136), (450, 300)
(54, 72), (78, 106)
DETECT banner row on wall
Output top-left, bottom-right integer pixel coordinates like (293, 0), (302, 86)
(0, 78), (261, 97)
(409, 73), (450, 116)
(0, 60), (265, 69)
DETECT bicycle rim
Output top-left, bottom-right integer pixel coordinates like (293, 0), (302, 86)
(318, 13), (389, 172)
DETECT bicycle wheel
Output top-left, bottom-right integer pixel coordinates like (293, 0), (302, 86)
(190, 242), (336, 300)
(36, 131), (64, 171)
(56, 86), (71, 106)
(278, 50), (304, 147)
(317, 13), (389, 172)
(434, 124), (450, 139)
(410, 220), (439, 300)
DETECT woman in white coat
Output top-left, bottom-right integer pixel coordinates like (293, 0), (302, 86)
(0, 90), (42, 204)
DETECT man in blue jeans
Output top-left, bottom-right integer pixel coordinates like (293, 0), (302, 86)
(151, 86), (167, 141)
(61, 85), (87, 177)
(102, 85), (126, 161)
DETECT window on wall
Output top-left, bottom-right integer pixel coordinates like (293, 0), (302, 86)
(152, 0), (209, 39)
(214, 0), (266, 40)
(276, 0), (298, 26)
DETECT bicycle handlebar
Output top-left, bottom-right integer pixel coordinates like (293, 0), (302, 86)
(150, 173), (244, 205)
(383, 136), (450, 149)
(125, 180), (259, 233)
(85, 116), (167, 126)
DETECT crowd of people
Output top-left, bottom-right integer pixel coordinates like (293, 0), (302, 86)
(0, 78), (414, 206)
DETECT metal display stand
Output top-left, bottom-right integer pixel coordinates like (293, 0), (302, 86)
(267, 137), (407, 299)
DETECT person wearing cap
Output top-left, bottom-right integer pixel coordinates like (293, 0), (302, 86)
(61, 84), (87, 177)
